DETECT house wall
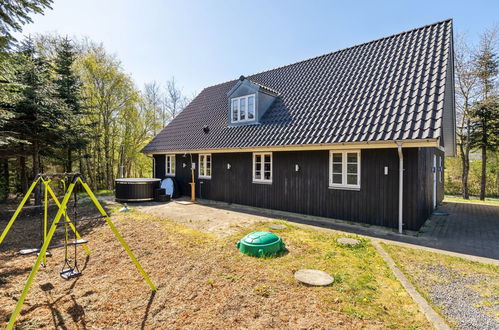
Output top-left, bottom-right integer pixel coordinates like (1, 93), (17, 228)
(153, 147), (443, 231)
(416, 147), (445, 223)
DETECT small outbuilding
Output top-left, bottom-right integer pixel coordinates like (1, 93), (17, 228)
(142, 20), (456, 232)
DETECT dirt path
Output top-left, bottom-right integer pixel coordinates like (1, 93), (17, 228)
(134, 200), (272, 238)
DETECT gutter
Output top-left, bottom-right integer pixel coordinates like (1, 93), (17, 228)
(144, 138), (439, 155)
(396, 141), (404, 234)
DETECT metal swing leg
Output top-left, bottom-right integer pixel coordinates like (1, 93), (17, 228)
(6, 181), (77, 330)
(6, 174), (156, 329)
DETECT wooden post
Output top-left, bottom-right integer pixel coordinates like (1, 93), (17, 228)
(190, 167), (196, 202)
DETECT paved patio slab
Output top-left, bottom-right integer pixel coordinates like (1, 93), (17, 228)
(418, 202), (499, 260)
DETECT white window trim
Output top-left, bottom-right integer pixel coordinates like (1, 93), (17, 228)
(198, 154), (212, 179)
(439, 156), (443, 183)
(231, 94), (256, 123)
(165, 154), (175, 176)
(252, 152), (272, 184)
(329, 150), (361, 190)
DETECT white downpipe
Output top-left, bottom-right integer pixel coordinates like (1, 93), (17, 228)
(396, 142), (404, 234)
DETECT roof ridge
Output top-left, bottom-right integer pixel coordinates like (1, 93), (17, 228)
(202, 19), (452, 90)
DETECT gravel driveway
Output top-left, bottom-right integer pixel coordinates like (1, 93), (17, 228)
(414, 264), (498, 329)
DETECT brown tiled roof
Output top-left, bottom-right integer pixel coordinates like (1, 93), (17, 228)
(143, 19), (454, 153)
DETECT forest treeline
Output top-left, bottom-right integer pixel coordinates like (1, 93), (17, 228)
(0, 35), (190, 198)
(0, 3), (190, 201)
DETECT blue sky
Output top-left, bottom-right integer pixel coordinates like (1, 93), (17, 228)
(18, 0), (499, 96)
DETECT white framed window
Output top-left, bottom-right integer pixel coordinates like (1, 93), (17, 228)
(439, 156), (443, 183)
(231, 94), (256, 123)
(198, 154), (212, 179)
(329, 150), (360, 189)
(165, 154), (175, 176)
(253, 152), (272, 183)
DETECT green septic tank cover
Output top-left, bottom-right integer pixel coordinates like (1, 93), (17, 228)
(236, 231), (285, 257)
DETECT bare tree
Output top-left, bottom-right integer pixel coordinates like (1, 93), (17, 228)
(164, 76), (189, 121)
(142, 81), (164, 135)
(455, 34), (479, 199)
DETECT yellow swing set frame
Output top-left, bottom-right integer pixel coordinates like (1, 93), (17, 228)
(0, 173), (156, 329)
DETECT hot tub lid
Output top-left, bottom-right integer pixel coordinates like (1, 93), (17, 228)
(115, 178), (161, 184)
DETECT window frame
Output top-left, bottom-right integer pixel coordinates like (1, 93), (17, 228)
(230, 94), (256, 123)
(328, 150), (361, 190)
(252, 152), (272, 184)
(439, 155), (443, 183)
(165, 154), (175, 176)
(198, 154), (212, 179)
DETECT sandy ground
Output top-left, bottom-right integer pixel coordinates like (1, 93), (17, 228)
(134, 199), (274, 238)
(0, 198), (429, 329)
(0, 206), (362, 329)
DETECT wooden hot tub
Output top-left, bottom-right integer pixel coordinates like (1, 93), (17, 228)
(115, 178), (161, 202)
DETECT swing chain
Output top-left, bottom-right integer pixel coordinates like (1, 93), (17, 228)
(59, 177), (81, 279)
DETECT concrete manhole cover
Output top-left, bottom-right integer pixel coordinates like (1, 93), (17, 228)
(294, 269), (334, 286)
(269, 224), (287, 230)
(337, 237), (360, 246)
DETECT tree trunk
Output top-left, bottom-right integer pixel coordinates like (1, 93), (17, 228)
(78, 151), (84, 177)
(460, 144), (470, 199)
(32, 141), (41, 205)
(1, 158), (9, 201)
(19, 155), (28, 198)
(66, 147), (73, 173)
(480, 145), (487, 200)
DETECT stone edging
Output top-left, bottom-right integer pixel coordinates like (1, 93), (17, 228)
(372, 240), (450, 330)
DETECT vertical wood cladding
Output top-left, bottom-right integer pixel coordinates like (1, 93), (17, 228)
(416, 147), (445, 226)
(153, 147), (442, 230)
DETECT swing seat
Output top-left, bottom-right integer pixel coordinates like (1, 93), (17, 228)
(60, 268), (81, 280)
(19, 239), (88, 255)
(19, 248), (52, 256)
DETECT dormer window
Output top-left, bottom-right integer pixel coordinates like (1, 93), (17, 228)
(231, 94), (255, 123)
(226, 76), (277, 126)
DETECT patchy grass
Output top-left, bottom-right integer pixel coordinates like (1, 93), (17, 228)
(1, 210), (429, 329)
(228, 222), (430, 328)
(444, 196), (499, 206)
(382, 243), (499, 328)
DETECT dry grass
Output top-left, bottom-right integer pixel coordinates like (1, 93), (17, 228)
(443, 196), (499, 206)
(1, 205), (430, 329)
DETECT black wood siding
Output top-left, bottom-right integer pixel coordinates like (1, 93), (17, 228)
(153, 147), (442, 230)
(416, 147), (445, 224)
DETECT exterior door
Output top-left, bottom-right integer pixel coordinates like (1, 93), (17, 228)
(433, 154), (437, 208)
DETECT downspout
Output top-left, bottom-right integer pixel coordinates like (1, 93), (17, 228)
(396, 142), (403, 234)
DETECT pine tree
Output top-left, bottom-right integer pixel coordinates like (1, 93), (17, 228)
(11, 37), (61, 202)
(53, 37), (90, 172)
(470, 100), (499, 198)
(0, 0), (53, 52)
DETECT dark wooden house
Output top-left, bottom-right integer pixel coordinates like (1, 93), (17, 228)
(142, 20), (456, 232)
